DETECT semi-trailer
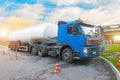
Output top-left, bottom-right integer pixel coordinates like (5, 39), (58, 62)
(8, 20), (103, 62)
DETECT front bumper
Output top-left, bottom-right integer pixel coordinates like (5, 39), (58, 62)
(80, 46), (101, 59)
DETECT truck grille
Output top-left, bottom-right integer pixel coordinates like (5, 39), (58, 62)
(89, 47), (98, 51)
(91, 40), (98, 44)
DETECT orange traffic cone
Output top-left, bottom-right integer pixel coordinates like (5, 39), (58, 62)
(54, 60), (61, 73)
(117, 57), (120, 67)
(3, 49), (5, 55)
(15, 53), (18, 60)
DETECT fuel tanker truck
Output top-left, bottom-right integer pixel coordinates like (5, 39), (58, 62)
(8, 20), (103, 62)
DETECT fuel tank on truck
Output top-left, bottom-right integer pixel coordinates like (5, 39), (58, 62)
(9, 23), (58, 44)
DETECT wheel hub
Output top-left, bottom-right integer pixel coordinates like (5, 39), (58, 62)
(38, 49), (42, 56)
(64, 52), (71, 60)
(32, 48), (36, 54)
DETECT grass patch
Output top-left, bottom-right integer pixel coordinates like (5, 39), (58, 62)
(107, 58), (120, 71)
(101, 44), (120, 71)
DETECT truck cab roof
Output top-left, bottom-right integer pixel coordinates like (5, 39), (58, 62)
(58, 20), (95, 28)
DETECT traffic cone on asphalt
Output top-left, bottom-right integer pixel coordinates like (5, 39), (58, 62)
(54, 60), (61, 73)
(3, 49), (5, 55)
(15, 53), (18, 60)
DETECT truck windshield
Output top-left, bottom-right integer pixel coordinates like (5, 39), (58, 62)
(80, 23), (95, 36)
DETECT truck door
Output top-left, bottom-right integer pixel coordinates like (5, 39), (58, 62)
(67, 24), (82, 51)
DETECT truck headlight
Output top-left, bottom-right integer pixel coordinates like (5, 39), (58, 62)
(84, 48), (87, 53)
(84, 48), (88, 56)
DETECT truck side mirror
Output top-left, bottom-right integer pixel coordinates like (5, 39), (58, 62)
(95, 25), (104, 36)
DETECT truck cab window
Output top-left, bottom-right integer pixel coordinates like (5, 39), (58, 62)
(68, 24), (78, 35)
(68, 27), (72, 34)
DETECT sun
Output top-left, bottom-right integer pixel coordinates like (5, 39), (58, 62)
(114, 35), (120, 43)
(1, 30), (8, 37)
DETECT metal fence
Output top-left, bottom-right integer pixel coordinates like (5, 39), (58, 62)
(103, 40), (112, 52)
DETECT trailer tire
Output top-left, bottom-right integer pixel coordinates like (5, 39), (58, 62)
(10, 43), (12, 50)
(11, 43), (13, 50)
(62, 48), (73, 63)
(38, 46), (47, 57)
(31, 47), (37, 55)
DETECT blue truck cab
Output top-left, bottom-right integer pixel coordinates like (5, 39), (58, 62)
(57, 20), (103, 62)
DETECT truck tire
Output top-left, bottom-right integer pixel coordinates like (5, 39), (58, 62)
(15, 43), (17, 51)
(62, 48), (73, 63)
(15, 43), (18, 51)
(38, 46), (47, 57)
(31, 47), (37, 55)
(13, 43), (16, 51)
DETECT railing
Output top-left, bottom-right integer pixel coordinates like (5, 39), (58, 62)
(103, 40), (112, 51)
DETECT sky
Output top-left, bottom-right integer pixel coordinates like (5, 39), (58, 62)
(0, 0), (120, 32)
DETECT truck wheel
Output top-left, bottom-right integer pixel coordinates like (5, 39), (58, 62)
(15, 43), (18, 51)
(62, 48), (73, 63)
(15, 46), (18, 51)
(38, 46), (46, 57)
(13, 43), (16, 51)
(31, 47), (37, 55)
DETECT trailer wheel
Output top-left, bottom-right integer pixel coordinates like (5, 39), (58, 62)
(11, 43), (13, 50)
(9, 43), (12, 50)
(38, 46), (46, 57)
(62, 48), (73, 63)
(31, 47), (37, 55)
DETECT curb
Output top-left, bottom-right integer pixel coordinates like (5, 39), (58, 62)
(100, 56), (120, 80)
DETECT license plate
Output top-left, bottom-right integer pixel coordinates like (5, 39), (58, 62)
(92, 52), (96, 54)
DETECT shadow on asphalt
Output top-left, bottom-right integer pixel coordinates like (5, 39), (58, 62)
(11, 50), (97, 68)
(60, 59), (91, 68)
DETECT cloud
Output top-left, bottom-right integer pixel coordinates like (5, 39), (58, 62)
(6, 16), (37, 27)
(0, 3), (44, 32)
(51, 0), (80, 6)
(0, 8), (4, 16)
(46, 0), (120, 25)
(51, 0), (103, 6)
(0, 16), (37, 31)
(45, 7), (82, 23)
(45, 6), (120, 25)
(0, 0), (120, 28)
(13, 4), (45, 20)
(50, 0), (120, 25)
(0, 16), (37, 40)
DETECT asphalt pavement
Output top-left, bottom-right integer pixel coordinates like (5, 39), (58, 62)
(0, 45), (117, 80)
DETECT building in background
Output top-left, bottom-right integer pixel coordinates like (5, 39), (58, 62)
(103, 24), (120, 44)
